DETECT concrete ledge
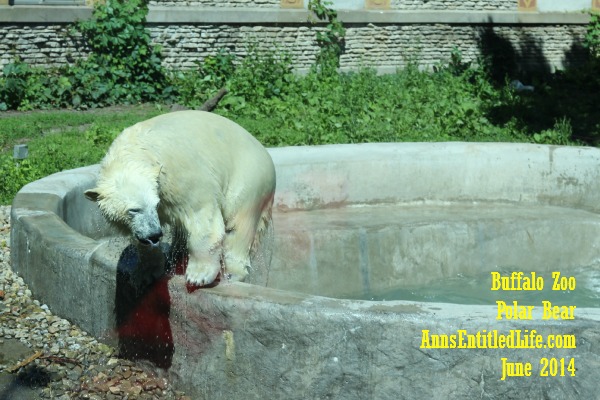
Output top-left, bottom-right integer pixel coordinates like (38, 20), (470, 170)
(0, 5), (590, 25)
(147, 8), (591, 25)
(0, 5), (92, 23)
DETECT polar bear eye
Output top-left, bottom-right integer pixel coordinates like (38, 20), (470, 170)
(128, 208), (142, 216)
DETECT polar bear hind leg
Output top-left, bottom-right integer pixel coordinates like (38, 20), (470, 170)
(222, 205), (261, 281)
(222, 192), (273, 281)
(184, 202), (226, 286)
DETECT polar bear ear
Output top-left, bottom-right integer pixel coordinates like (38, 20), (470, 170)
(84, 189), (101, 202)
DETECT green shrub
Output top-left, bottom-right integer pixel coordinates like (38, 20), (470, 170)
(586, 12), (600, 60)
(532, 117), (575, 145)
(308, 0), (346, 75)
(225, 59), (524, 146)
(170, 49), (236, 108)
(0, 0), (172, 110)
(0, 156), (43, 204)
(0, 59), (32, 110)
(83, 123), (121, 147)
(225, 45), (295, 113)
(72, 0), (173, 107)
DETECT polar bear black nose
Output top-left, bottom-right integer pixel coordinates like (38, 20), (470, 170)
(140, 231), (163, 246)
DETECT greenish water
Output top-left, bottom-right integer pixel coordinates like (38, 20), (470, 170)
(357, 266), (600, 307)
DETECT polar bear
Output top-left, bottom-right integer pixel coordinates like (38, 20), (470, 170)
(84, 110), (276, 286)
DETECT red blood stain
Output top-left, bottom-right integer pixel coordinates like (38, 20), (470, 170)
(116, 274), (174, 369)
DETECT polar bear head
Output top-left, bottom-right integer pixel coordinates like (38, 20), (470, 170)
(85, 164), (163, 247)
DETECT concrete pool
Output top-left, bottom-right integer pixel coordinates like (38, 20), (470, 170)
(10, 142), (600, 399)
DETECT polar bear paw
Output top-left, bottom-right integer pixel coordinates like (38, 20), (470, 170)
(185, 263), (221, 287)
(223, 253), (250, 282)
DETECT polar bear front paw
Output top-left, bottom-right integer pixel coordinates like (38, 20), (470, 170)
(223, 253), (250, 282)
(185, 263), (221, 286)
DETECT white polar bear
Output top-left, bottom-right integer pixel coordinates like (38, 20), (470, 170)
(84, 110), (276, 286)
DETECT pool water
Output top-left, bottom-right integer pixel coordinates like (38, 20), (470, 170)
(353, 266), (600, 307)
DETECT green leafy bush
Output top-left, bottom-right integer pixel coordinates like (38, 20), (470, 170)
(225, 58), (521, 146)
(0, 0), (172, 110)
(0, 59), (32, 110)
(532, 117), (574, 145)
(226, 45), (294, 112)
(170, 49), (236, 108)
(0, 156), (43, 204)
(72, 0), (173, 107)
(586, 12), (600, 60)
(73, 0), (171, 105)
(308, 0), (346, 74)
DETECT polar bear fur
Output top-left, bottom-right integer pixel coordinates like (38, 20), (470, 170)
(84, 110), (276, 286)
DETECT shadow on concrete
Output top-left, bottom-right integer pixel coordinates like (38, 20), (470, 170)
(0, 367), (47, 400)
(0, 338), (46, 400)
(115, 244), (174, 370)
(477, 24), (600, 144)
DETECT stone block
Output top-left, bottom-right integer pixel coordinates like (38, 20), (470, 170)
(13, 145), (28, 160)
(518, 0), (536, 11)
(280, 0), (303, 8)
(366, 0), (391, 10)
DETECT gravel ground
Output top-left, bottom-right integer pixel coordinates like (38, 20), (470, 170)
(0, 205), (190, 400)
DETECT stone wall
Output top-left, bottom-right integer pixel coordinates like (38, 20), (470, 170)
(389, 0), (514, 10)
(147, 0), (516, 10)
(0, 5), (590, 75)
(0, 24), (87, 70)
(148, 0), (280, 7)
(149, 25), (320, 70)
(148, 22), (586, 73)
(342, 24), (587, 72)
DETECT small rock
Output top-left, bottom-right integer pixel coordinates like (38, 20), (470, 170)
(142, 379), (157, 391)
(107, 357), (119, 366)
(97, 343), (113, 356)
(67, 365), (83, 381)
(109, 385), (121, 394)
(157, 377), (168, 390)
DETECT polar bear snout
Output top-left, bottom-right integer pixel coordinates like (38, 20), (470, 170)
(137, 230), (163, 247)
(129, 207), (163, 248)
